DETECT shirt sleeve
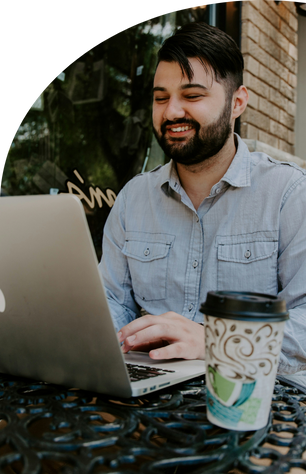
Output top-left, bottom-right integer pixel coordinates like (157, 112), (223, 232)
(98, 186), (141, 332)
(277, 174), (306, 374)
(279, 306), (306, 374)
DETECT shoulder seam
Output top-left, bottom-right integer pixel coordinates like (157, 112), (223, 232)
(282, 174), (306, 207)
(266, 156), (306, 175)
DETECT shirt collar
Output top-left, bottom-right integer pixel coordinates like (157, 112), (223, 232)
(159, 134), (251, 196)
(160, 161), (181, 196)
(221, 134), (251, 188)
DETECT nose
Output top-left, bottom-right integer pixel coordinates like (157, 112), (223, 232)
(163, 97), (186, 122)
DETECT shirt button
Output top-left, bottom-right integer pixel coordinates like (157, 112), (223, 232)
(188, 304), (194, 311)
(215, 187), (220, 194)
(193, 260), (198, 268)
(144, 248), (150, 256)
(244, 250), (251, 259)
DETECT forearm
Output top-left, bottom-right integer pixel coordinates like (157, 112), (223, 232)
(105, 292), (140, 332)
(99, 244), (141, 332)
(277, 177), (306, 374)
(278, 305), (306, 375)
(99, 186), (140, 332)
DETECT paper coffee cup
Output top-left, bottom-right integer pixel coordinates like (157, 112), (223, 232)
(200, 292), (289, 431)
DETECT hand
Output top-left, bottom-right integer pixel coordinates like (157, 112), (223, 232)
(117, 312), (205, 360)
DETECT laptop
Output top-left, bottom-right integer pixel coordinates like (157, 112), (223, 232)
(0, 194), (205, 397)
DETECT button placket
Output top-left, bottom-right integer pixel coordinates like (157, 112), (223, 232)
(183, 212), (203, 317)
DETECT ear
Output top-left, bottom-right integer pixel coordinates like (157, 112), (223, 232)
(231, 86), (249, 120)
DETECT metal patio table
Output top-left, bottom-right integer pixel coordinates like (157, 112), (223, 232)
(0, 372), (306, 474)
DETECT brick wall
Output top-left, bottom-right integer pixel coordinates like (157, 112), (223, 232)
(240, 1), (298, 156)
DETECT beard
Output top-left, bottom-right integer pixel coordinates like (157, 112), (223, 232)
(153, 98), (232, 166)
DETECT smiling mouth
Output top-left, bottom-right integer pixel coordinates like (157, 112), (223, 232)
(169, 125), (193, 133)
(166, 125), (194, 140)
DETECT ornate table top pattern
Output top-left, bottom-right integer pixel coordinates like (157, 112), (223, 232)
(0, 373), (306, 474)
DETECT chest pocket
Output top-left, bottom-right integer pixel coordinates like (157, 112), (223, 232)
(122, 232), (175, 302)
(216, 233), (278, 294)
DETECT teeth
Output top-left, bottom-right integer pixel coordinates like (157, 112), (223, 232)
(171, 125), (192, 132)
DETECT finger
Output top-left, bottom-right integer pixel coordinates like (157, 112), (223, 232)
(130, 340), (169, 352)
(150, 335), (205, 360)
(121, 339), (166, 354)
(149, 342), (189, 360)
(118, 314), (162, 343)
(118, 312), (182, 343)
(117, 316), (154, 342)
(124, 322), (174, 352)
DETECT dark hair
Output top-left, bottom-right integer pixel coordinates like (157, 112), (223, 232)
(157, 22), (244, 96)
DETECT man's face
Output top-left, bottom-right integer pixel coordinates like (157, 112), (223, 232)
(152, 58), (233, 166)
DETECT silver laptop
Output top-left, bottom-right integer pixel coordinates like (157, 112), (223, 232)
(0, 194), (205, 397)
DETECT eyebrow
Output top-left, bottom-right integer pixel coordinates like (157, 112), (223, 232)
(153, 83), (208, 93)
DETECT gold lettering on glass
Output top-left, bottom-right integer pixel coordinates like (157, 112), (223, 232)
(63, 169), (117, 210)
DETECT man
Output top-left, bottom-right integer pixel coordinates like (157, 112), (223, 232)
(99, 22), (306, 376)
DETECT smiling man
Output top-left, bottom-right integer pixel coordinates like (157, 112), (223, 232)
(99, 22), (306, 376)
(151, 56), (247, 210)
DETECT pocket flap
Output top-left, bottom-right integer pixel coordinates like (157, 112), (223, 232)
(218, 240), (277, 264)
(123, 240), (171, 262)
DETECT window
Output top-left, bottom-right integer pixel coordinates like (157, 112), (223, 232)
(1, 4), (239, 259)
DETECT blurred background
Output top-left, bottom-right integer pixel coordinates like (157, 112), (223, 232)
(1, 1), (305, 260)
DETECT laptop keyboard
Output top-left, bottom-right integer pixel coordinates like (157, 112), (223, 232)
(126, 363), (175, 382)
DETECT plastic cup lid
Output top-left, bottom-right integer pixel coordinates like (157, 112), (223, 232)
(200, 291), (289, 322)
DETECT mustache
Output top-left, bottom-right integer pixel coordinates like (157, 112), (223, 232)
(160, 118), (200, 135)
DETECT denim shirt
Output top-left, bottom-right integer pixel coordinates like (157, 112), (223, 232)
(99, 135), (306, 376)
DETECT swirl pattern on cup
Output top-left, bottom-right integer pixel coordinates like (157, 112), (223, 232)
(205, 316), (284, 381)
